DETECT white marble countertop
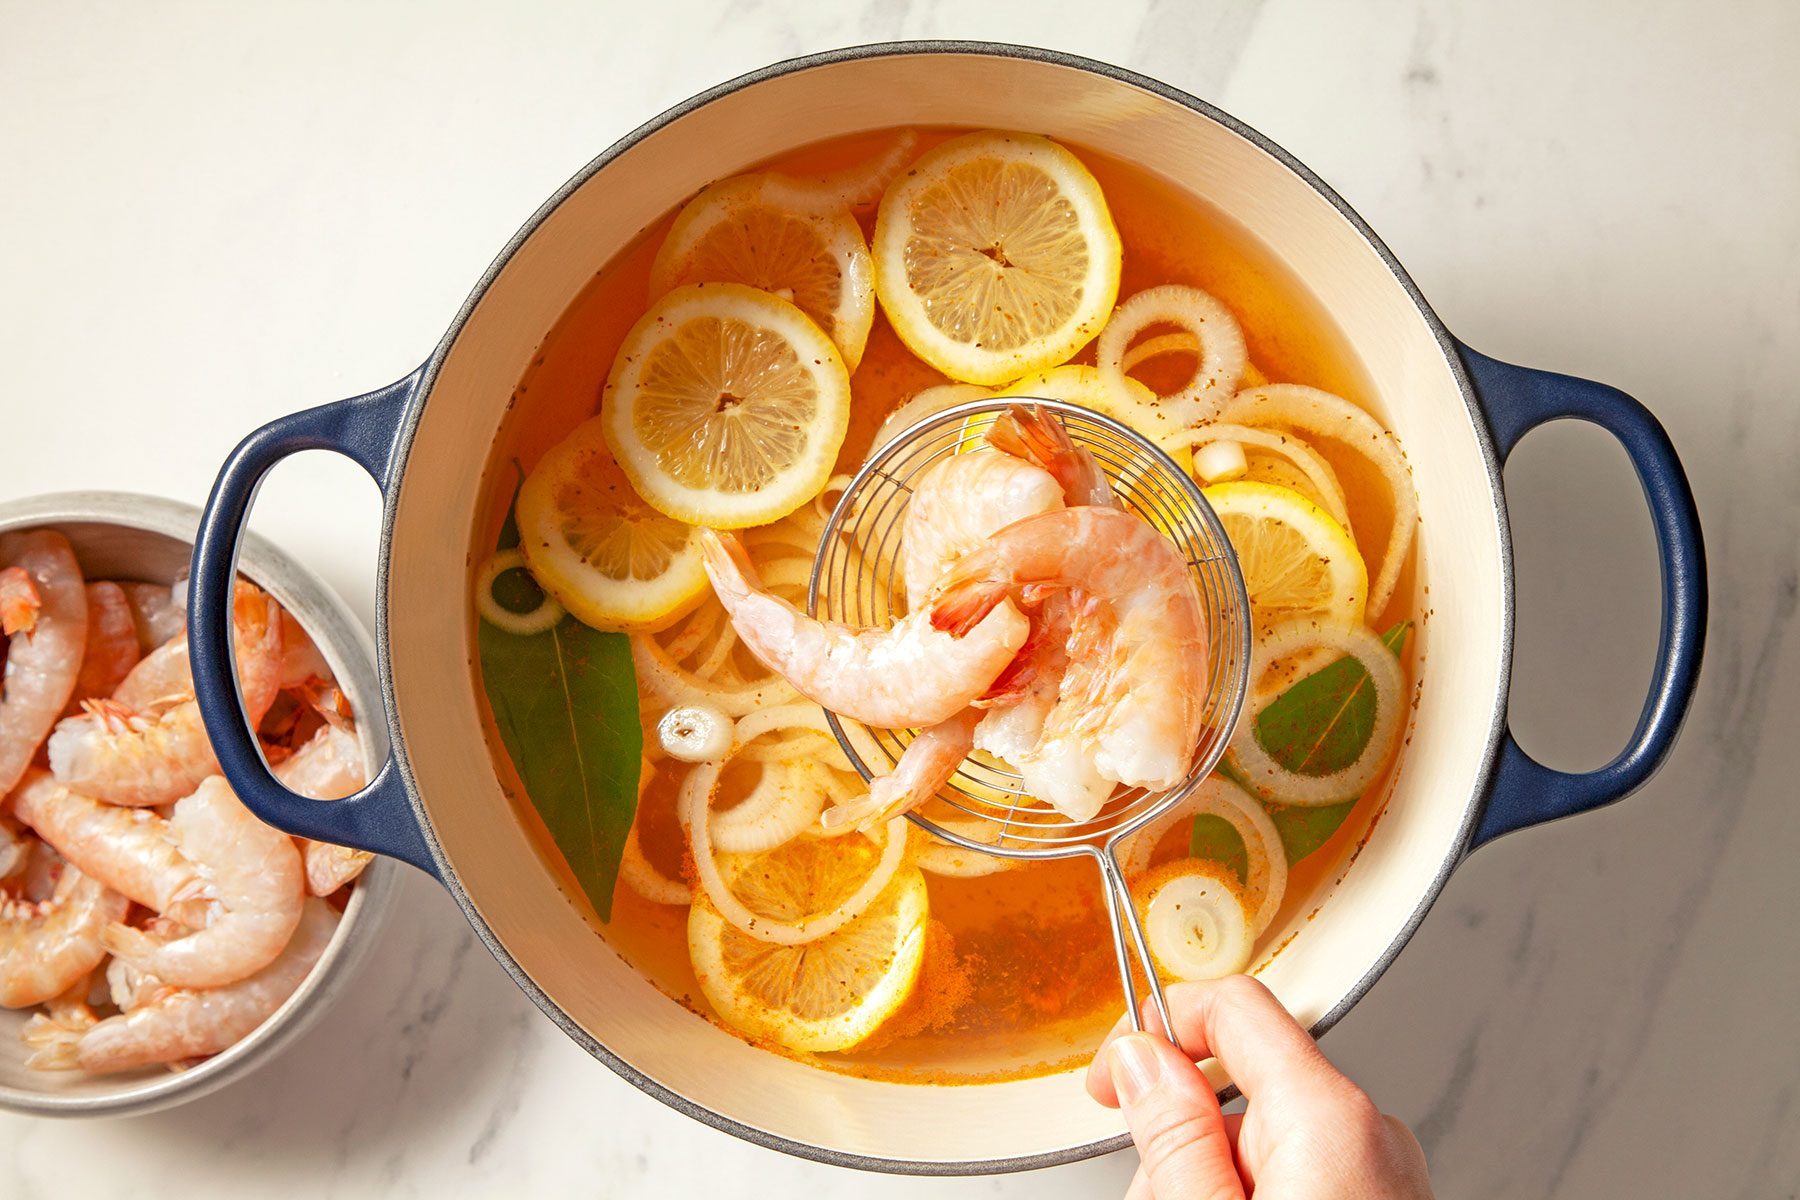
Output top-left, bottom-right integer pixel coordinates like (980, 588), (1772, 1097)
(3, 1), (1795, 1195)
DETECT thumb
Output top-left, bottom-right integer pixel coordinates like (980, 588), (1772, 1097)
(1106, 1033), (1245, 1200)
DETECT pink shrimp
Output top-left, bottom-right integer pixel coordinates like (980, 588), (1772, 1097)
(26, 897), (338, 1074)
(47, 582), (283, 807)
(119, 580), (184, 652)
(0, 861), (127, 1009)
(985, 404), (1116, 509)
(900, 451), (1064, 609)
(930, 506), (1209, 809)
(63, 582), (141, 715)
(10, 769), (212, 927)
(273, 723), (373, 896)
(699, 529), (1028, 730)
(820, 707), (983, 831)
(0, 532), (88, 797)
(97, 776), (304, 989)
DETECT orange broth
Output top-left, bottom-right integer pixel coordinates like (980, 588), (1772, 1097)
(473, 128), (1419, 1083)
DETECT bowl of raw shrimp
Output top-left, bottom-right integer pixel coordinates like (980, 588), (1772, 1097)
(0, 491), (398, 1117)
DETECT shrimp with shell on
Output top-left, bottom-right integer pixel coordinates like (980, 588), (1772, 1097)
(0, 531), (88, 797)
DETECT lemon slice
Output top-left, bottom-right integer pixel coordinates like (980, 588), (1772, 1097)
(688, 864), (928, 1052)
(602, 283), (852, 529)
(515, 415), (710, 632)
(873, 131), (1121, 385)
(1203, 481), (1367, 627)
(649, 175), (874, 371)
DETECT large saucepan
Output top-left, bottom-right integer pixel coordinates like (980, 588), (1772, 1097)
(185, 42), (1705, 1173)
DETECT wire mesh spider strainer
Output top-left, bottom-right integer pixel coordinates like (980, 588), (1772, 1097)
(808, 398), (1253, 1044)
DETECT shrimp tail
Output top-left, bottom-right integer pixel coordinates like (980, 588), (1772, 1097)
(20, 1013), (81, 1070)
(988, 405), (1114, 508)
(973, 609), (1053, 707)
(0, 566), (42, 636)
(697, 528), (757, 604)
(99, 922), (155, 964)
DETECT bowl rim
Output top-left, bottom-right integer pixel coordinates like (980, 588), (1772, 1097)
(376, 41), (1511, 1175)
(0, 490), (402, 1118)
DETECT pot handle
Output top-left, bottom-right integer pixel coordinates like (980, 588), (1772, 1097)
(1457, 343), (1706, 849)
(189, 367), (439, 878)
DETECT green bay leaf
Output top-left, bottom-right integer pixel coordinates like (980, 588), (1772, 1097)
(477, 471), (642, 922)
(1202, 621), (1408, 865)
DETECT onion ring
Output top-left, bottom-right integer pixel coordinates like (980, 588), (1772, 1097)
(710, 759), (836, 854)
(764, 129), (920, 213)
(678, 761), (908, 945)
(473, 549), (564, 635)
(1161, 422), (1351, 527)
(1097, 285), (1247, 430)
(631, 634), (797, 716)
(1227, 618), (1406, 806)
(1138, 860), (1255, 980)
(1220, 385), (1418, 616)
(1120, 776), (1287, 936)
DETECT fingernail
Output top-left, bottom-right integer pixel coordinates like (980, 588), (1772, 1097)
(1108, 1035), (1164, 1105)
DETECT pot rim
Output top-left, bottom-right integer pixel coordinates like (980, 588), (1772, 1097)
(373, 40), (1513, 1175)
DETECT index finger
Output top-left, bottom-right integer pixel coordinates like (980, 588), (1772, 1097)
(1085, 976), (1348, 1107)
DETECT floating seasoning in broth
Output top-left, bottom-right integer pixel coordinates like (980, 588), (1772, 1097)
(472, 127), (1421, 1083)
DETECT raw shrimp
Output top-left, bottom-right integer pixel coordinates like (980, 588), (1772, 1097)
(10, 769), (211, 927)
(48, 582), (283, 807)
(822, 707), (982, 830)
(699, 529), (1029, 730)
(0, 862), (127, 1008)
(26, 897), (338, 1074)
(900, 451), (1063, 609)
(930, 506), (1209, 804)
(64, 582), (141, 713)
(120, 580), (184, 652)
(274, 723), (373, 896)
(100, 776), (304, 989)
(0, 531), (88, 796)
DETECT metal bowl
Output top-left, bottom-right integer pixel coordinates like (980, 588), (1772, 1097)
(0, 491), (398, 1117)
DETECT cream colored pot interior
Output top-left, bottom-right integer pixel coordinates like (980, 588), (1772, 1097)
(385, 52), (1507, 1167)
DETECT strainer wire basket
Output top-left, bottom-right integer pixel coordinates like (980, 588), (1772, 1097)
(808, 398), (1252, 1043)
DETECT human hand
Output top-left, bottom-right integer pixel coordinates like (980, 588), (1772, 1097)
(1086, 976), (1432, 1198)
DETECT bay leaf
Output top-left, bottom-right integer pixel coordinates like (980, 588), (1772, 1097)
(1196, 621), (1409, 866)
(477, 471), (642, 922)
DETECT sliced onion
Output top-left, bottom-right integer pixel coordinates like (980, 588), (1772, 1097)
(659, 603), (724, 665)
(1193, 439), (1248, 484)
(913, 811), (1019, 878)
(631, 634), (797, 716)
(710, 759), (836, 854)
(1120, 330), (1199, 375)
(869, 383), (989, 456)
(657, 704), (734, 763)
(1120, 776), (1287, 936)
(678, 760), (908, 945)
(620, 823), (690, 905)
(1141, 862), (1255, 980)
(764, 129), (920, 213)
(1164, 422), (1351, 527)
(473, 549), (563, 635)
(1227, 618), (1405, 806)
(1219, 385), (1418, 615)
(1097, 285), (1248, 430)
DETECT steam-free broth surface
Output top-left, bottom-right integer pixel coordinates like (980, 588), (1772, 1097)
(473, 128), (1419, 1082)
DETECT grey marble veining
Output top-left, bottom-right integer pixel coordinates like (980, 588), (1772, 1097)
(2, 1), (1796, 1196)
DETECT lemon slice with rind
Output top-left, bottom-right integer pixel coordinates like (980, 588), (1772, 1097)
(515, 415), (709, 632)
(602, 283), (852, 529)
(688, 865), (928, 1052)
(649, 175), (875, 371)
(873, 131), (1121, 385)
(1203, 481), (1367, 628)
